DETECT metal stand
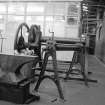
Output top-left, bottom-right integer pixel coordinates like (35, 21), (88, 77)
(35, 39), (64, 100)
(65, 45), (97, 85)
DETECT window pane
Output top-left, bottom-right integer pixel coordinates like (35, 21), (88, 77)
(65, 2), (80, 38)
(8, 3), (25, 15)
(54, 16), (65, 22)
(46, 3), (54, 15)
(54, 3), (65, 15)
(26, 16), (44, 33)
(46, 16), (54, 22)
(3, 15), (24, 53)
(53, 16), (65, 37)
(0, 15), (6, 34)
(0, 4), (6, 14)
(45, 16), (65, 37)
(65, 26), (79, 38)
(45, 16), (54, 36)
(67, 2), (80, 16)
(67, 16), (78, 25)
(53, 22), (65, 37)
(8, 15), (24, 22)
(27, 3), (45, 15)
(6, 15), (24, 37)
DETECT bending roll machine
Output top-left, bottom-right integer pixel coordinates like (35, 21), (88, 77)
(40, 35), (98, 86)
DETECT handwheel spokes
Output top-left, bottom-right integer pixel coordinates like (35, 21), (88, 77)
(14, 23), (30, 51)
(21, 26), (23, 37)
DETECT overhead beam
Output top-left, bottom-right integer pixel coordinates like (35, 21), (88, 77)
(0, 0), (82, 3)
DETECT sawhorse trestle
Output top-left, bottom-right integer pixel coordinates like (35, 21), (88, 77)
(34, 40), (65, 100)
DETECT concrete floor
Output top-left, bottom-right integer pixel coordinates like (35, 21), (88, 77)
(0, 55), (105, 105)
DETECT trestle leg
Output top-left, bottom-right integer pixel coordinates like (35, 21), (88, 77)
(65, 47), (97, 85)
(65, 47), (88, 85)
(35, 49), (64, 100)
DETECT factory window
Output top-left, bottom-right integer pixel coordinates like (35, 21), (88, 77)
(0, 4), (6, 35)
(27, 3), (45, 15)
(45, 3), (65, 37)
(67, 16), (79, 25)
(54, 3), (65, 15)
(6, 15), (24, 35)
(45, 3), (54, 15)
(0, 2), (80, 38)
(0, 1), (81, 53)
(65, 2), (80, 38)
(0, 15), (6, 35)
(45, 15), (65, 37)
(2, 15), (24, 53)
(67, 3), (79, 16)
(0, 4), (6, 14)
(53, 16), (65, 37)
(8, 3), (25, 15)
(45, 16), (54, 36)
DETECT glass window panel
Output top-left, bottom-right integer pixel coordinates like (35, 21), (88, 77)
(0, 4), (6, 14)
(0, 14), (6, 53)
(26, 16), (44, 34)
(6, 15), (24, 38)
(65, 2), (80, 38)
(8, 3), (25, 15)
(6, 15), (24, 37)
(68, 2), (80, 16)
(65, 26), (79, 38)
(45, 3), (54, 15)
(3, 15), (24, 53)
(53, 21), (65, 37)
(67, 16), (78, 25)
(46, 16), (54, 22)
(54, 16), (65, 22)
(7, 15), (24, 22)
(54, 3), (65, 15)
(27, 3), (45, 15)
(45, 16), (54, 36)
(53, 16), (65, 37)
(45, 16), (65, 37)
(0, 15), (6, 35)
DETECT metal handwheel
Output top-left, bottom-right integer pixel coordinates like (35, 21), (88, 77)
(14, 23), (30, 53)
(28, 25), (42, 66)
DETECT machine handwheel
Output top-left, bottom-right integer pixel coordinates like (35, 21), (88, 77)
(14, 23), (30, 52)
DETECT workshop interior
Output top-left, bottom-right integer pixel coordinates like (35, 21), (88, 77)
(0, 0), (104, 105)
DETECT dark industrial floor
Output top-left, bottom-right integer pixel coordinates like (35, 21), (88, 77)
(0, 55), (105, 105)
